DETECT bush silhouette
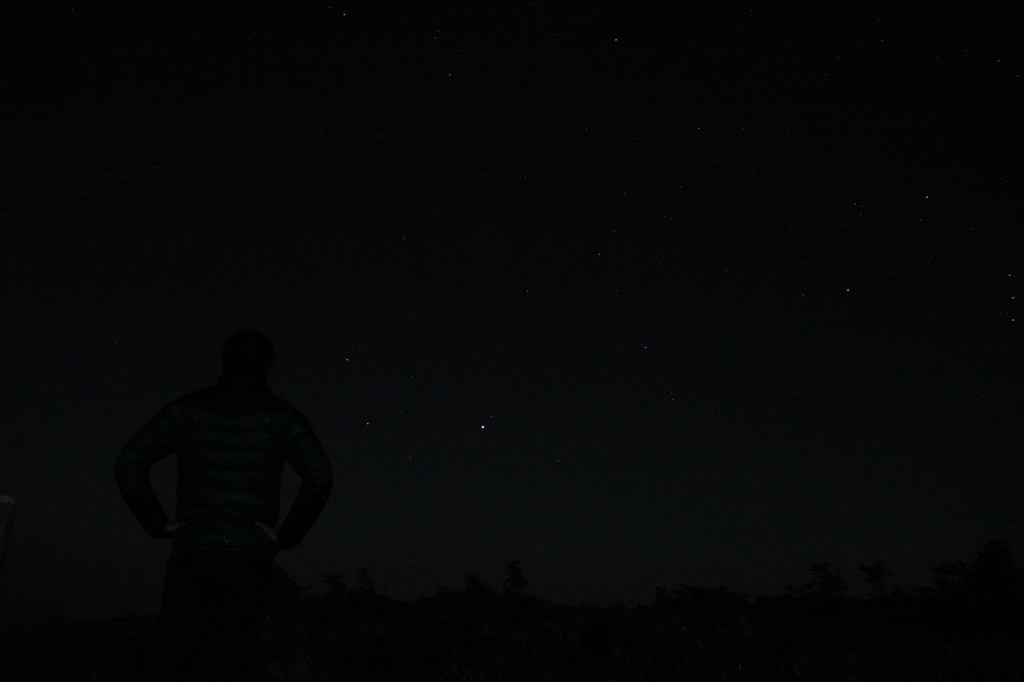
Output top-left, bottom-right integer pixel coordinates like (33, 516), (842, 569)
(463, 573), (495, 599)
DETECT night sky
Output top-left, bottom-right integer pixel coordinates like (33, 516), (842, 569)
(1, 4), (1022, 625)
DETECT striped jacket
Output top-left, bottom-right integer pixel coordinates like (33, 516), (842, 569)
(115, 374), (333, 553)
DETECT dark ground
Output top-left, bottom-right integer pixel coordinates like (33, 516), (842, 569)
(2, 541), (1023, 681)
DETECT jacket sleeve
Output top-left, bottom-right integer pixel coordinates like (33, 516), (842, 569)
(275, 410), (333, 550)
(115, 403), (180, 539)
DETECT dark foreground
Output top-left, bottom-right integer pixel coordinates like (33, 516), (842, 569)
(2, 551), (1023, 681)
(1, 587), (1022, 681)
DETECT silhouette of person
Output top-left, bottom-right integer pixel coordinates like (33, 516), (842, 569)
(115, 330), (333, 681)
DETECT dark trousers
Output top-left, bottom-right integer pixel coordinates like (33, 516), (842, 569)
(142, 549), (274, 682)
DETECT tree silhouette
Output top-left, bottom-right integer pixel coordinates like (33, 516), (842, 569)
(787, 562), (849, 598)
(355, 566), (376, 594)
(925, 540), (1024, 629)
(963, 539), (1024, 602)
(320, 572), (347, 605)
(858, 560), (891, 599)
(502, 559), (529, 596)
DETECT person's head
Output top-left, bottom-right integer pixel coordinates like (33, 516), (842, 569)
(221, 329), (274, 380)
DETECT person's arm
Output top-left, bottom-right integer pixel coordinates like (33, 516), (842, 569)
(115, 403), (180, 539)
(274, 410), (333, 550)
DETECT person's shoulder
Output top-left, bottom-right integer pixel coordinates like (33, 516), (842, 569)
(174, 384), (273, 416)
(165, 380), (311, 422)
